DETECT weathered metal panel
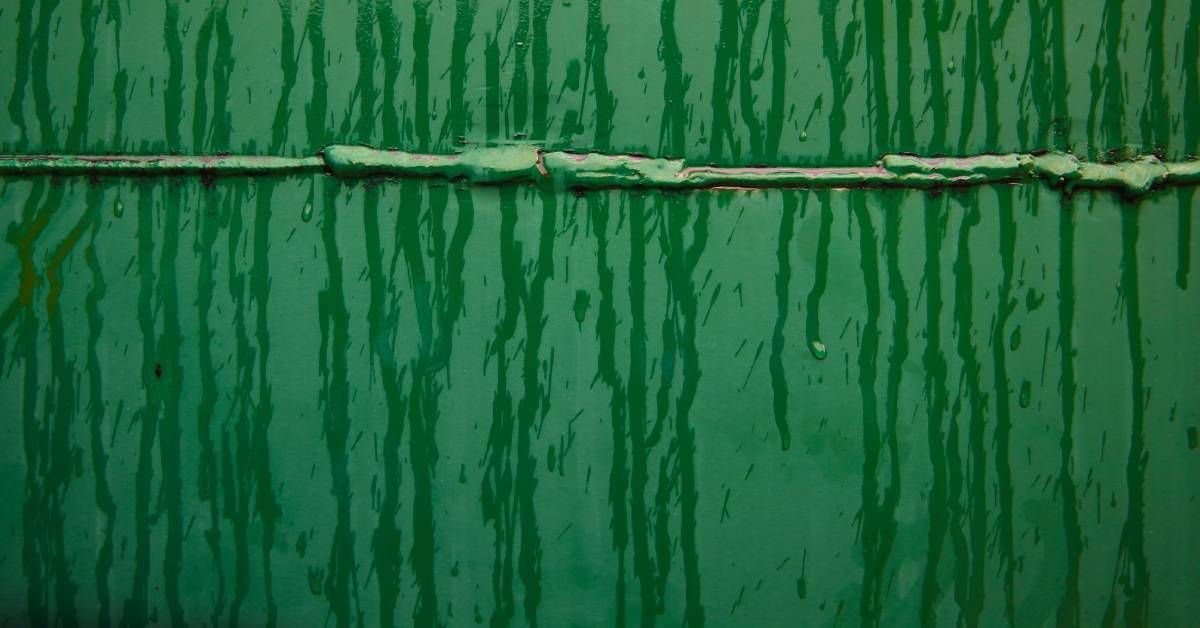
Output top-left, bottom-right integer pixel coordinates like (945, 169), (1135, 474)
(0, 1), (1197, 627)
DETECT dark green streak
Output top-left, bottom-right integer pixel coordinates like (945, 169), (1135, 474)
(805, 192), (833, 359)
(1055, 193), (1083, 628)
(663, 194), (709, 628)
(920, 0), (948, 153)
(195, 186), (228, 628)
(769, 192), (799, 450)
(7, 0), (37, 147)
(880, 192), (907, 621)
(819, 0), (858, 163)
(122, 183), (159, 628)
(893, 0), (915, 150)
(161, 7), (186, 623)
(657, 0), (686, 158)
(531, 0), (552, 140)
(919, 194), (950, 628)
(592, 193), (630, 626)
(765, 0), (788, 158)
(158, 182), (185, 628)
(626, 192), (658, 627)
(364, 182), (407, 627)
(862, 0), (890, 154)
(251, 181), (281, 628)
(84, 184), (117, 628)
(951, 195), (986, 628)
(585, 0), (614, 150)
(1178, 3), (1199, 289)
(485, 186), (521, 628)
(1103, 209), (1150, 628)
(991, 187), (1018, 626)
(854, 195), (897, 628)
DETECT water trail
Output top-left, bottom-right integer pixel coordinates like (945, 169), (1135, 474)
(369, 2), (406, 625)
(919, 194), (950, 628)
(593, 192), (630, 625)
(662, 192), (709, 628)
(769, 192), (800, 450)
(484, 186), (522, 627)
(818, 0), (857, 163)
(626, 192), (658, 626)
(1055, 192), (1083, 628)
(1178, 4), (1199, 289)
(862, 0), (890, 155)
(709, 0), (738, 161)
(854, 194), (892, 628)
(991, 187), (1018, 626)
(1102, 209), (1150, 628)
(122, 182), (160, 628)
(804, 193), (833, 360)
(306, 3), (362, 626)
(85, 183), (117, 628)
(764, 0), (788, 157)
(951, 194), (986, 627)
(920, 0), (949, 154)
(736, 0), (766, 159)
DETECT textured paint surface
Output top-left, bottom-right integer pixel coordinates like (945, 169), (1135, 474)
(7, 148), (1200, 198)
(1, 1), (1199, 627)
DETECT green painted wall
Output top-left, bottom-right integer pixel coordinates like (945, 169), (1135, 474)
(0, 1), (1197, 627)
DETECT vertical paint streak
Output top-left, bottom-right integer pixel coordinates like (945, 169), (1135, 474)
(705, 0), (734, 162)
(592, 192), (629, 626)
(1020, 0), (1051, 148)
(485, 186), (520, 628)
(158, 179), (185, 628)
(920, 0), (948, 154)
(122, 183), (158, 628)
(85, 184), (117, 628)
(585, 0), (614, 149)
(991, 188), (1018, 626)
(769, 192), (799, 450)
(881, 193), (907, 622)
(736, 0), (765, 158)
(1089, 0), (1126, 153)
(1055, 193), (1083, 628)
(1102, 210), (1150, 628)
(7, 0), (38, 147)
(951, 196), (987, 628)
(893, 0), (915, 149)
(195, 185), (227, 628)
(657, 0), (686, 158)
(1177, 4), (1199, 289)
(306, 3), (360, 626)
(805, 192), (833, 360)
(510, 0), (530, 137)
(626, 192), (658, 627)
(370, 2), (405, 626)
(364, 181), (407, 626)
(160, 7), (186, 623)
(819, 0), (858, 163)
(531, 0), (552, 140)
(919, 194), (950, 628)
(854, 195), (900, 628)
(668, 195), (707, 628)
(764, 0), (788, 158)
(862, 0), (890, 154)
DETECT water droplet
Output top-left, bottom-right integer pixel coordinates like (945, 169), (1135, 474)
(800, 131), (808, 142)
(301, 202), (313, 222)
(948, 60), (957, 75)
(1019, 380), (1032, 408)
(808, 339), (827, 360)
(113, 199), (124, 218)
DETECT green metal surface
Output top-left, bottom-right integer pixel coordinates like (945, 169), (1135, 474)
(1, 1), (1198, 627)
